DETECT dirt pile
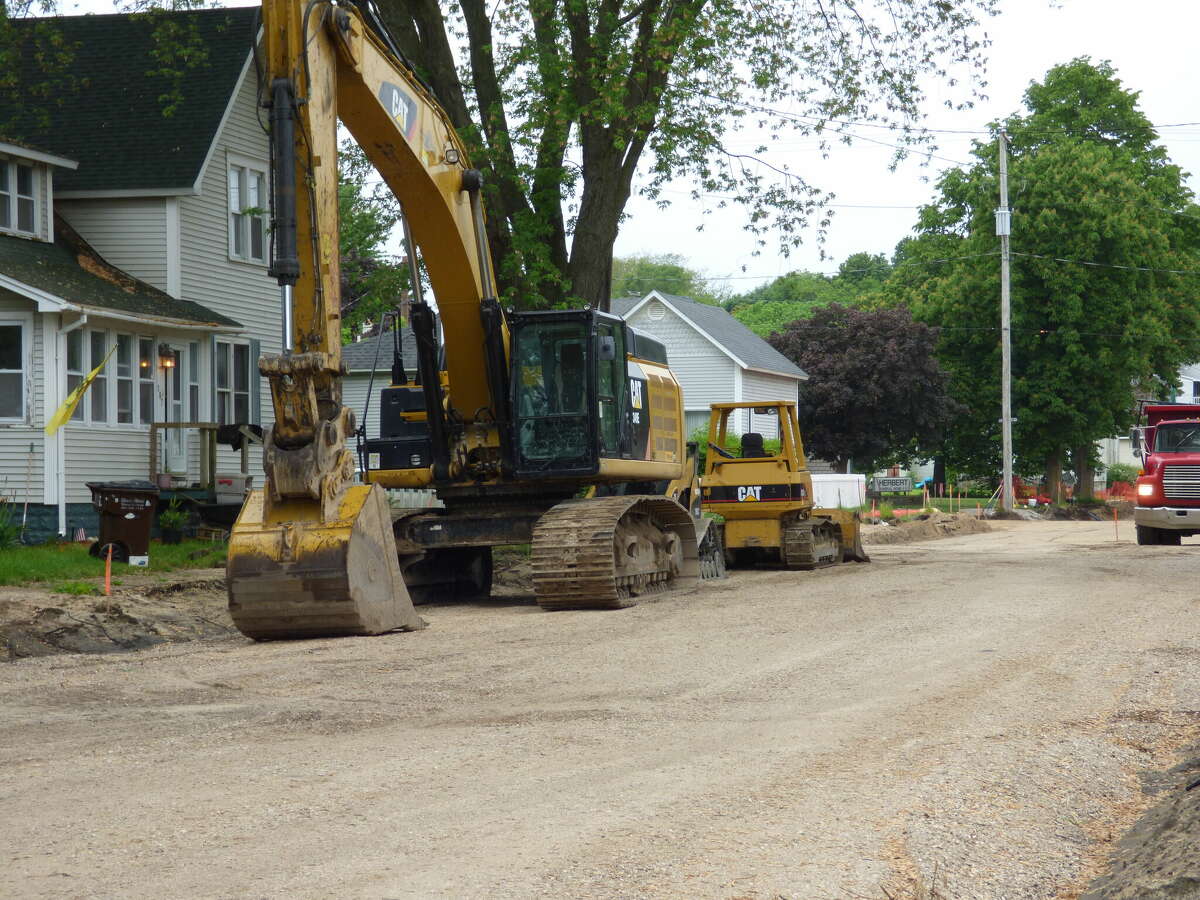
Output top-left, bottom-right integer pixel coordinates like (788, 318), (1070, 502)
(0, 573), (235, 661)
(1083, 745), (1200, 899)
(862, 510), (990, 545)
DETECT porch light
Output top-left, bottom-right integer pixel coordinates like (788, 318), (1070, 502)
(158, 344), (176, 368)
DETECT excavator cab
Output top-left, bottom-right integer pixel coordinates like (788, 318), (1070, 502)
(507, 310), (625, 476)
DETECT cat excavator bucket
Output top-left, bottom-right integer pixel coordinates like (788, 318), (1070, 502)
(227, 483), (425, 640)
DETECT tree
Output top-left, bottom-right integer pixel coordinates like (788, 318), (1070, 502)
(4, 0), (996, 312)
(610, 253), (723, 304)
(889, 59), (1200, 495)
(725, 252), (891, 336)
(768, 303), (960, 473)
(375, 0), (997, 311)
(337, 141), (411, 342)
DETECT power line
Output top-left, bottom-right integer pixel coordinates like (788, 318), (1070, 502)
(1011, 251), (1200, 276)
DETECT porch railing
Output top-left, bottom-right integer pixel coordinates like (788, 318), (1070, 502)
(148, 422), (263, 497)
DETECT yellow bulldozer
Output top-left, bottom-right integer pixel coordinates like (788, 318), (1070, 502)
(701, 401), (870, 569)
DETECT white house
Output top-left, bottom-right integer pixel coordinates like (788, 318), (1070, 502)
(0, 8), (277, 539)
(611, 290), (808, 438)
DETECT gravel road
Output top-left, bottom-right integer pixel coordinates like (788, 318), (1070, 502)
(2, 520), (1198, 900)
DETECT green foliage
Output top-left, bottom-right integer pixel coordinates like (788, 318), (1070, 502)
(337, 140), (409, 341)
(376, 0), (996, 310)
(157, 497), (189, 531)
(769, 303), (960, 473)
(0, 539), (227, 586)
(0, 497), (21, 548)
(611, 254), (726, 305)
(890, 58), (1200, 483)
(53, 580), (100, 596)
(725, 253), (891, 337)
(1105, 462), (1139, 485)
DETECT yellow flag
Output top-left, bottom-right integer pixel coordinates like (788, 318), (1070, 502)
(45, 343), (117, 436)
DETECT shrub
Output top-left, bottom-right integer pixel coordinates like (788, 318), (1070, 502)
(0, 497), (20, 548)
(1105, 462), (1139, 485)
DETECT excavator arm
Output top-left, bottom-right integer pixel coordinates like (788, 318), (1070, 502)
(227, 0), (504, 639)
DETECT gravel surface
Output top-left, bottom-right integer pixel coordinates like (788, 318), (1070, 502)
(1, 520), (1198, 899)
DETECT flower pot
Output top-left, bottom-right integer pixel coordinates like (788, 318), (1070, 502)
(161, 527), (183, 545)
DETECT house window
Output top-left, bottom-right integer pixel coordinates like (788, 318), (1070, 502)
(89, 331), (109, 422)
(228, 161), (267, 263)
(0, 161), (36, 236)
(116, 334), (134, 424)
(216, 340), (252, 424)
(1193, 381), (1200, 400)
(139, 337), (155, 424)
(0, 321), (25, 420)
(188, 341), (200, 421)
(66, 330), (85, 422)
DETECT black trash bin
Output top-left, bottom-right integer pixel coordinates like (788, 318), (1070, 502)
(86, 480), (160, 566)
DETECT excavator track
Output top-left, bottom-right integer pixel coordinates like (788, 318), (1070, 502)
(781, 517), (842, 570)
(531, 496), (700, 610)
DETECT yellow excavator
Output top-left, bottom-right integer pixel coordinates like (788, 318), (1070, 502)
(226, 0), (719, 639)
(701, 401), (869, 569)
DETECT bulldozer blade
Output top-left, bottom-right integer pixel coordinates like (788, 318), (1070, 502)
(848, 530), (871, 563)
(227, 484), (426, 640)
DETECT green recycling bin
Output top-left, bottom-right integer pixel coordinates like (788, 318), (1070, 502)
(86, 480), (160, 566)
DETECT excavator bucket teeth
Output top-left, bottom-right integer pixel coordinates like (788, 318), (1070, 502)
(227, 484), (425, 640)
(531, 496), (699, 610)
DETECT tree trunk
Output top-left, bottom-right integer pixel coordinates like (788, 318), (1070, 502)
(1043, 449), (1063, 504)
(566, 163), (625, 312)
(1072, 445), (1095, 499)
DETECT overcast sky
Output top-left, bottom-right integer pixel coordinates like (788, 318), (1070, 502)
(612, 0), (1200, 293)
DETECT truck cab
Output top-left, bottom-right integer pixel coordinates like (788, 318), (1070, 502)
(1132, 404), (1200, 545)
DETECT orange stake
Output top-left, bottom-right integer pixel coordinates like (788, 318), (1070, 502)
(104, 543), (113, 596)
(1113, 506), (1119, 542)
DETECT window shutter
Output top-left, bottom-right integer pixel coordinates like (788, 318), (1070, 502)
(209, 334), (218, 421)
(250, 338), (261, 424)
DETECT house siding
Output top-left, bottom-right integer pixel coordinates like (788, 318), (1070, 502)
(624, 305), (737, 432)
(0, 293), (44, 505)
(344, 373), (387, 444)
(55, 198), (170, 292)
(179, 58), (276, 478)
(740, 371), (802, 439)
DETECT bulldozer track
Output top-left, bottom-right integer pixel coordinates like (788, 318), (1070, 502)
(531, 496), (699, 611)
(781, 518), (841, 570)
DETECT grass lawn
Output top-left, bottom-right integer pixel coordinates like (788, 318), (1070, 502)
(871, 495), (992, 514)
(0, 539), (228, 587)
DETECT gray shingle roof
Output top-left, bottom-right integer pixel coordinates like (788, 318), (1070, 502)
(343, 327), (417, 372)
(612, 292), (807, 379)
(0, 217), (240, 328)
(3, 8), (258, 194)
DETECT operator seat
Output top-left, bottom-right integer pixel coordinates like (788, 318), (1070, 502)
(741, 432), (768, 458)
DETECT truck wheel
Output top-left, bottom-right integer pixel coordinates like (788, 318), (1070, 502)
(1136, 525), (1161, 545)
(1159, 531), (1182, 546)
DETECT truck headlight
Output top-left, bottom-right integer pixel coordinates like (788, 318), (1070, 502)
(1137, 482), (1155, 498)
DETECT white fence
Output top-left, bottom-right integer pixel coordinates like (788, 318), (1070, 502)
(811, 474), (866, 509)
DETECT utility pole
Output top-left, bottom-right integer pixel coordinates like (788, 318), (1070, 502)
(996, 130), (1014, 512)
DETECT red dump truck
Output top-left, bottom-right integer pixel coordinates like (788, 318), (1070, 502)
(1132, 404), (1200, 545)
